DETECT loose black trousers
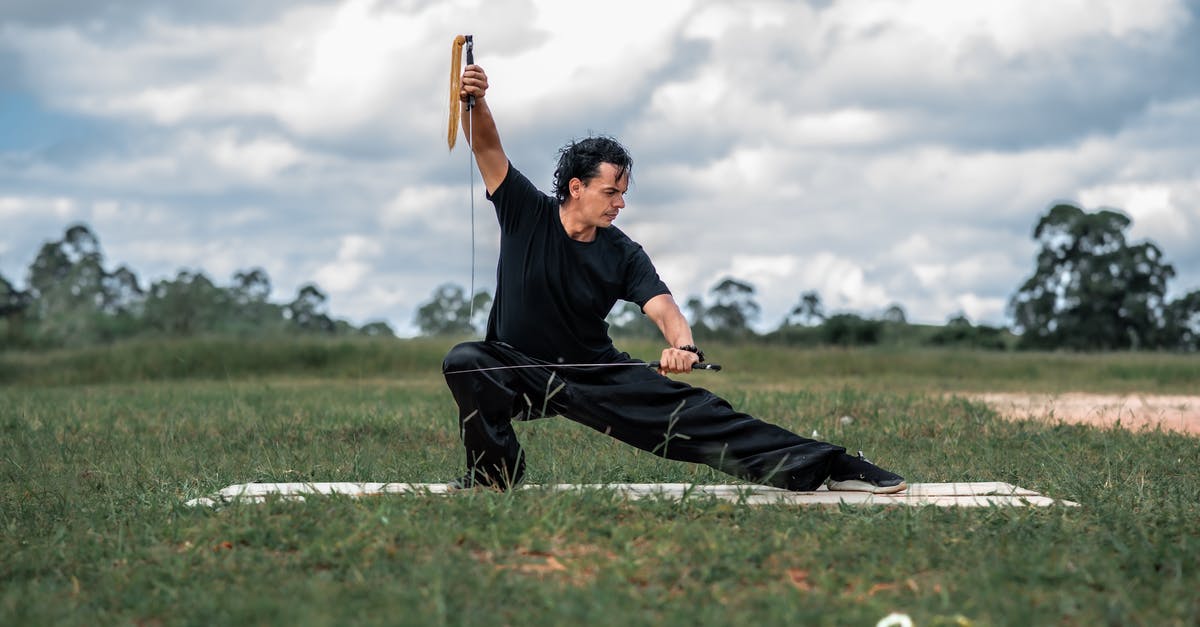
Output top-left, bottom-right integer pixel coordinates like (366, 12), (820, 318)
(442, 341), (845, 491)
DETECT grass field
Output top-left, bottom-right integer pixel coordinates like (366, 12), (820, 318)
(2, 338), (1198, 625)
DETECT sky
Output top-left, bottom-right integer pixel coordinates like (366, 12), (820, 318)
(2, 0), (1199, 335)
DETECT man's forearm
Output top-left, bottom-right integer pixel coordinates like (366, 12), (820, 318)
(458, 65), (509, 194)
(643, 294), (702, 373)
(657, 309), (694, 349)
(643, 294), (694, 348)
(460, 98), (508, 193)
(461, 98), (498, 151)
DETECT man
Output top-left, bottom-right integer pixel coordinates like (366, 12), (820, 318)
(442, 63), (905, 494)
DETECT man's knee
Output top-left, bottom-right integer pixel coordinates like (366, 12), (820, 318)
(443, 341), (495, 374)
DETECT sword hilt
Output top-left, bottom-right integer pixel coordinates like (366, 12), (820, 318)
(464, 35), (475, 111)
(647, 361), (722, 372)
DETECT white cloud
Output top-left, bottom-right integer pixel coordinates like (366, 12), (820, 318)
(487, 1), (694, 127)
(90, 200), (122, 221)
(122, 239), (244, 282)
(789, 108), (904, 147)
(10, 127), (336, 196)
(0, 195), (76, 219)
(653, 251), (892, 331)
(952, 292), (1008, 323)
(381, 185), (465, 231)
(314, 234), (382, 293)
(825, 0), (1188, 60)
(4, 2), (452, 144)
(1079, 182), (1198, 244)
(205, 131), (306, 182)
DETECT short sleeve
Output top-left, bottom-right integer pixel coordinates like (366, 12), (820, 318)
(486, 163), (551, 234)
(623, 245), (671, 308)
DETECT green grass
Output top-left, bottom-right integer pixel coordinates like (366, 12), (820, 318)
(4, 335), (1198, 394)
(2, 339), (1198, 625)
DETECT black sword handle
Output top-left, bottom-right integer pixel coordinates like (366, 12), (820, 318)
(465, 35), (475, 111)
(647, 361), (722, 372)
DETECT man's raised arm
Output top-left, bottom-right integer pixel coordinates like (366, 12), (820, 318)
(459, 64), (508, 194)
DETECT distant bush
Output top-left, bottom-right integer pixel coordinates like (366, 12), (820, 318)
(925, 316), (1010, 350)
(820, 314), (883, 346)
(0, 335), (456, 386)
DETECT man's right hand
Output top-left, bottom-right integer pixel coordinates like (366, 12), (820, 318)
(460, 64), (489, 104)
(657, 347), (700, 375)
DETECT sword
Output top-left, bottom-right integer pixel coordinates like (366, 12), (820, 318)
(444, 361), (723, 376)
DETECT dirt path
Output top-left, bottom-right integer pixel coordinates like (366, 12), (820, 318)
(964, 393), (1200, 436)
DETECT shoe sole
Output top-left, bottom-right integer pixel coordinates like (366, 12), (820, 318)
(826, 479), (908, 494)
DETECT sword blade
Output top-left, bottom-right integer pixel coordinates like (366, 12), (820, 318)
(444, 361), (721, 375)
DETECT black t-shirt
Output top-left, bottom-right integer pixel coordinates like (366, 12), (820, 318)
(484, 164), (669, 364)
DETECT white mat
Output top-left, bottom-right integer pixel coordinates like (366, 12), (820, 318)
(186, 481), (1079, 508)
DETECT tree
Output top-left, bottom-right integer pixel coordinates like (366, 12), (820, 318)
(101, 266), (144, 316)
(10, 224), (392, 346)
(926, 312), (1007, 350)
(1165, 290), (1200, 351)
(702, 277), (760, 338)
(26, 225), (100, 313)
(26, 238), (72, 304)
(227, 268), (285, 333)
(782, 290), (825, 327)
(286, 283), (336, 333)
(606, 301), (659, 338)
(143, 270), (230, 336)
(358, 320), (396, 337)
(0, 273), (32, 346)
(415, 283), (490, 336)
(821, 313), (882, 346)
(91, 265), (145, 340)
(882, 303), (907, 324)
(469, 290), (491, 332)
(0, 273), (27, 317)
(232, 268), (272, 304)
(23, 223), (138, 345)
(1009, 203), (1175, 350)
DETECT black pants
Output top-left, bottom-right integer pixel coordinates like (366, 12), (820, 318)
(442, 341), (845, 491)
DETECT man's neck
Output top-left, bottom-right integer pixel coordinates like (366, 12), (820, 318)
(559, 205), (597, 242)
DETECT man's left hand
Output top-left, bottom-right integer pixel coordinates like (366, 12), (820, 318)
(657, 347), (699, 375)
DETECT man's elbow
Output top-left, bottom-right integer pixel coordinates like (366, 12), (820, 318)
(643, 293), (682, 323)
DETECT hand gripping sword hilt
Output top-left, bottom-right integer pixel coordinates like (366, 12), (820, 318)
(647, 361), (723, 372)
(464, 35), (475, 111)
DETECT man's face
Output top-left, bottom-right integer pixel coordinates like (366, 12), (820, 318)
(571, 162), (628, 229)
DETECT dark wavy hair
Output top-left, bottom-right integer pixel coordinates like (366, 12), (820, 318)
(552, 136), (633, 204)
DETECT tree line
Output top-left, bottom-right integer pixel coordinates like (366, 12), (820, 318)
(416, 203), (1200, 351)
(3, 203), (1197, 352)
(0, 224), (394, 349)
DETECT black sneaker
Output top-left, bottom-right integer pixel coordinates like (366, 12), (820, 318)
(825, 451), (907, 494)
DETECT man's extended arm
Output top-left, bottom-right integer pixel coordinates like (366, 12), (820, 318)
(642, 293), (701, 374)
(459, 65), (508, 194)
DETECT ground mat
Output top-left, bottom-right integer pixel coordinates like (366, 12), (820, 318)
(186, 482), (1079, 508)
